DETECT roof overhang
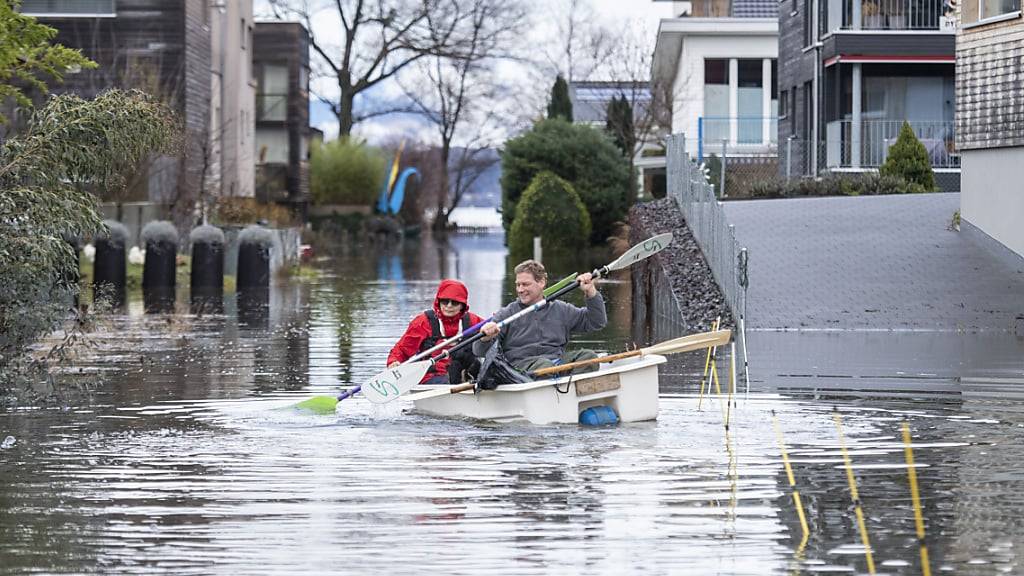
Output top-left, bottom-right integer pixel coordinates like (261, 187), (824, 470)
(652, 18), (778, 91)
(823, 54), (956, 67)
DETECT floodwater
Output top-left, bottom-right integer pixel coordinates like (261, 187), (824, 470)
(3, 231), (1024, 575)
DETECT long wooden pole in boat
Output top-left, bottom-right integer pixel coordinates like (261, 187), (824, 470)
(407, 330), (733, 401)
(531, 330), (732, 377)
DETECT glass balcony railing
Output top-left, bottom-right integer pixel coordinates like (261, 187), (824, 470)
(698, 116), (779, 157)
(20, 0), (116, 16)
(825, 119), (959, 168)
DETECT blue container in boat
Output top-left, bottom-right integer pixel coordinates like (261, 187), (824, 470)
(579, 405), (619, 426)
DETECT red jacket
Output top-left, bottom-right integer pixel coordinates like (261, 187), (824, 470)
(387, 279), (484, 382)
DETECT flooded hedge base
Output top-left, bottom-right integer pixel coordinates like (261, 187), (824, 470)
(2, 232), (1023, 575)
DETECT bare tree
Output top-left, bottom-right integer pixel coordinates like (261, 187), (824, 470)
(401, 0), (525, 230)
(542, 0), (615, 83)
(605, 21), (669, 159)
(265, 0), (463, 137)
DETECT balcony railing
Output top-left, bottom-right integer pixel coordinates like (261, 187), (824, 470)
(825, 119), (958, 168)
(698, 116), (778, 159)
(825, 0), (953, 31)
(20, 0), (116, 16)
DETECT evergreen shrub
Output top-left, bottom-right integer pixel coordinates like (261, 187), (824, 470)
(508, 171), (591, 260)
(879, 121), (937, 192)
(501, 119), (630, 244)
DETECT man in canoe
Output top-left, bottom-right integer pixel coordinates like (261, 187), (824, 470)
(388, 279), (485, 384)
(475, 260), (606, 373)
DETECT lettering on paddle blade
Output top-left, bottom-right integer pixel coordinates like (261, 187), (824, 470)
(642, 238), (663, 254)
(367, 370), (402, 397)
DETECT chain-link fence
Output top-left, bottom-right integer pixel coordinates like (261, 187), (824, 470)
(777, 138), (961, 192)
(667, 134), (748, 322)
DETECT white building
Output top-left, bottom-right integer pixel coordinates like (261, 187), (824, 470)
(210, 0), (256, 199)
(652, 2), (778, 159)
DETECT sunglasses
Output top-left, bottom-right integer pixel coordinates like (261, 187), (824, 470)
(438, 299), (463, 307)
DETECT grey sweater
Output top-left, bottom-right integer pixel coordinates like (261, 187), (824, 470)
(473, 293), (607, 365)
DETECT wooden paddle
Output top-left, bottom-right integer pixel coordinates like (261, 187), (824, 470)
(403, 329), (732, 402)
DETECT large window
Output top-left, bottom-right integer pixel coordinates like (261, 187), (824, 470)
(963, 0), (1020, 23)
(20, 0), (115, 16)
(257, 64), (288, 122)
(704, 59), (730, 143)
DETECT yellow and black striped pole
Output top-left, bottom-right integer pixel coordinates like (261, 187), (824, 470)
(772, 411), (810, 555)
(902, 420), (932, 576)
(834, 409), (875, 574)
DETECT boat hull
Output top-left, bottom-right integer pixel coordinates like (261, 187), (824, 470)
(409, 354), (666, 425)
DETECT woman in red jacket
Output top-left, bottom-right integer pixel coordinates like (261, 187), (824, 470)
(387, 279), (485, 384)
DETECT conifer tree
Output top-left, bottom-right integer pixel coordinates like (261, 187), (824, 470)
(547, 75), (573, 122)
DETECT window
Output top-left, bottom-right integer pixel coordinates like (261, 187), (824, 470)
(241, 18), (247, 49)
(963, 0), (1021, 24)
(803, 0), (813, 45)
(19, 0), (115, 16)
(780, 90), (789, 119)
(737, 60), (763, 143)
(703, 59), (730, 143)
(257, 64), (289, 121)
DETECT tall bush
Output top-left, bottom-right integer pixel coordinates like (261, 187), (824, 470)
(310, 138), (386, 206)
(879, 121), (937, 192)
(547, 75), (573, 122)
(508, 171), (591, 260)
(501, 119), (630, 244)
(0, 90), (177, 393)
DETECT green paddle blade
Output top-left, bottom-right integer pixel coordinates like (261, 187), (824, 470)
(544, 273), (577, 296)
(292, 395), (339, 415)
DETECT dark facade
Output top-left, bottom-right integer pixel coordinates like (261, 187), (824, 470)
(21, 0), (211, 206)
(253, 22), (310, 216)
(778, 0), (957, 177)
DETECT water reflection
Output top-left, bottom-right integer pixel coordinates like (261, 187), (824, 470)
(2, 232), (1024, 574)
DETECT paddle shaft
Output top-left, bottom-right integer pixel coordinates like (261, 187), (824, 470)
(531, 349), (642, 376)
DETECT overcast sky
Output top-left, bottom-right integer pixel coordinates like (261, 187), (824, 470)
(255, 0), (675, 145)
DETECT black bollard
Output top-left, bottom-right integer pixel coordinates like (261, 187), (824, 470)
(236, 225), (273, 293)
(190, 225), (225, 314)
(141, 220), (178, 313)
(93, 220), (127, 309)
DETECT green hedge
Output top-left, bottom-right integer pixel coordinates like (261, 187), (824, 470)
(310, 138), (386, 206)
(508, 171), (591, 260)
(501, 119), (630, 245)
(748, 172), (932, 198)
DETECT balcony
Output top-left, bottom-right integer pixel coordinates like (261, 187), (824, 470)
(825, 120), (958, 168)
(825, 0), (955, 31)
(698, 116), (778, 158)
(19, 0), (116, 16)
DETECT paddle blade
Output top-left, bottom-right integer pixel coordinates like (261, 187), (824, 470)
(606, 233), (673, 272)
(645, 329), (732, 356)
(362, 360), (433, 404)
(292, 395), (340, 415)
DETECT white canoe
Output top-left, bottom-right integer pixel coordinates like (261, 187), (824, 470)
(407, 354), (667, 425)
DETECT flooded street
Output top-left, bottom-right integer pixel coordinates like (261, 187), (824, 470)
(3, 232), (1024, 574)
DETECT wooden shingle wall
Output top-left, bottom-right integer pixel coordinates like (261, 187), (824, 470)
(957, 17), (1024, 150)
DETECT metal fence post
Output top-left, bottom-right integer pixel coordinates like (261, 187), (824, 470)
(720, 139), (727, 198)
(786, 136), (793, 181)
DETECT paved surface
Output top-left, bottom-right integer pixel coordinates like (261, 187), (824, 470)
(722, 193), (1024, 331)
